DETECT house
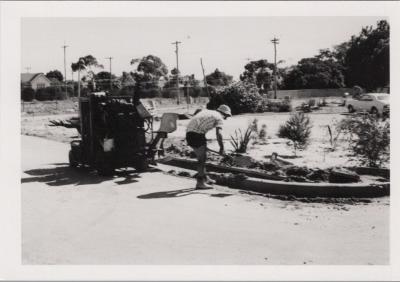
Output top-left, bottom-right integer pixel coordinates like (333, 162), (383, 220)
(21, 73), (51, 90)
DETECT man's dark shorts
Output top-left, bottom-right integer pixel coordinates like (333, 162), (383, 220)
(186, 132), (206, 148)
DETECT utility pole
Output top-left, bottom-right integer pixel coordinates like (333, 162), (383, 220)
(172, 41), (181, 104)
(62, 41), (69, 99)
(25, 66), (31, 73)
(271, 37), (279, 99)
(105, 57), (113, 92)
(200, 58), (210, 98)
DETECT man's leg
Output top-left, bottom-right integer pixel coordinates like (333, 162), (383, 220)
(194, 145), (206, 178)
(193, 145), (212, 188)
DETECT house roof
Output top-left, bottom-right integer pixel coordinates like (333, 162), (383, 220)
(21, 73), (44, 83)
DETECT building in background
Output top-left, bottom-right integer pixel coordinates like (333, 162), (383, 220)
(21, 73), (51, 90)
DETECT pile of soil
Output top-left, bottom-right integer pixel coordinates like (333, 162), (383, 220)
(164, 142), (368, 184)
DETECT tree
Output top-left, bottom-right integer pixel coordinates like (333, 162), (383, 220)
(130, 55), (168, 98)
(95, 71), (119, 91)
(240, 60), (276, 92)
(121, 71), (135, 87)
(282, 52), (345, 90)
(206, 68), (233, 86)
(344, 20), (389, 91)
(71, 55), (103, 95)
(46, 70), (63, 82)
(130, 55), (168, 88)
(163, 67), (181, 89)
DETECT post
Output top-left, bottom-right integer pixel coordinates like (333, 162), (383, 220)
(106, 57), (113, 92)
(172, 41), (181, 104)
(62, 42), (69, 99)
(271, 37), (279, 99)
(200, 58), (210, 99)
(78, 69), (81, 99)
(184, 83), (190, 111)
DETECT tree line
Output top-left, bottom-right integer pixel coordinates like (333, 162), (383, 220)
(22, 19), (389, 102)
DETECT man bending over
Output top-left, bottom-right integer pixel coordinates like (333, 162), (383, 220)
(186, 104), (232, 189)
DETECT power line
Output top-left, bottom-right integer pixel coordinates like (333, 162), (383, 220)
(271, 37), (279, 99)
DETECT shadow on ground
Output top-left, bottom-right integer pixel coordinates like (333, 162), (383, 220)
(22, 163), (160, 187)
(137, 187), (233, 199)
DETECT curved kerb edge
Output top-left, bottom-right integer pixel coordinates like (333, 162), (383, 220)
(159, 157), (390, 198)
(222, 177), (390, 198)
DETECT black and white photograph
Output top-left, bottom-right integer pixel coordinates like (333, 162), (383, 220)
(1, 1), (399, 281)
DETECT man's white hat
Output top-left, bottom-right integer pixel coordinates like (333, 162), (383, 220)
(217, 104), (232, 117)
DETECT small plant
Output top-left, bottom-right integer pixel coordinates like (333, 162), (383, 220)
(249, 119), (268, 144)
(278, 112), (312, 155)
(259, 124), (267, 140)
(230, 125), (255, 153)
(318, 98), (327, 107)
(326, 119), (343, 151)
(250, 118), (259, 133)
(339, 114), (390, 167)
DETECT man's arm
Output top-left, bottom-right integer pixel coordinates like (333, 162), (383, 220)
(216, 127), (224, 155)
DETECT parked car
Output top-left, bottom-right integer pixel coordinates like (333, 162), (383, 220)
(346, 93), (389, 117)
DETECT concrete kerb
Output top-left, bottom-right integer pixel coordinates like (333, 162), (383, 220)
(157, 157), (390, 198)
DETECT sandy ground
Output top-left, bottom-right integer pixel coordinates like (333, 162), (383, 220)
(21, 112), (360, 168)
(167, 111), (373, 169)
(22, 99), (388, 169)
(21, 135), (389, 265)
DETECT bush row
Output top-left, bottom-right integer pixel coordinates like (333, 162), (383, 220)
(21, 85), (210, 102)
(207, 81), (292, 114)
(21, 87), (75, 102)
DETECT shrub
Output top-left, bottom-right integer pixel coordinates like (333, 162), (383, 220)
(189, 86), (205, 98)
(250, 118), (259, 133)
(259, 124), (267, 140)
(207, 81), (262, 115)
(35, 87), (55, 101)
(257, 99), (292, 113)
(250, 119), (267, 141)
(268, 99), (292, 112)
(278, 112), (312, 155)
(161, 88), (176, 98)
(339, 114), (390, 167)
(318, 98), (327, 107)
(118, 86), (135, 96)
(230, 125), (255, 153)
(138, 88), (161, 98)
(21, 87), (35, 101)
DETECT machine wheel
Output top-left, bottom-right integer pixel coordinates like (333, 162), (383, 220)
(96, 154), (114, 176)
(134, 158), (149, 172)
(97, 164), (114, 176)
(347, 105), (355, 113)
(69, 150), (79, 168)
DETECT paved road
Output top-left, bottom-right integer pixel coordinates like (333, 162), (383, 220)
(21, 135), (389, 265)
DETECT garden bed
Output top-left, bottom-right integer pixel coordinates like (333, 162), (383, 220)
(160, 142), (390, 198)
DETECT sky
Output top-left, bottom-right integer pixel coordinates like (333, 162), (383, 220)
(21, 17), (385, 80)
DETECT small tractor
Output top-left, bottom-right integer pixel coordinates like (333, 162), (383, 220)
(53, 92), (178, 176)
